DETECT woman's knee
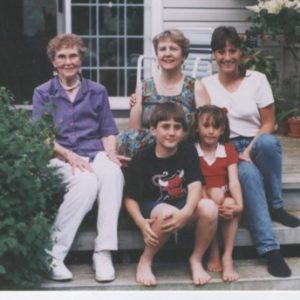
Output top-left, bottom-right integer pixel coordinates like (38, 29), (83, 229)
(76, 172), (99, 192)
(254, 133), (280, 153)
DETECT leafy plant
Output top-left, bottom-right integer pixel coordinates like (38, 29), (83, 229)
(0, 87), (62, 289)
(246, 1), (300, 62)
(242, 48), (278, 84)
(246, 1), (300, 97)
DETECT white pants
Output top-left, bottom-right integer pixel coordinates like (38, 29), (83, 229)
(47, 152), (124, 261)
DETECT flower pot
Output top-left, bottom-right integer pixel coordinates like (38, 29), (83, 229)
(288, 117), (300, 138)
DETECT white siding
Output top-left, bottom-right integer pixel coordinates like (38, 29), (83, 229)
(162, 0), (256, 33)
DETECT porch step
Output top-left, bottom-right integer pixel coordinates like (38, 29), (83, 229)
(71, 211), (300, 251)
(41, 257), (300, 290)
(282, 188), (300, 210)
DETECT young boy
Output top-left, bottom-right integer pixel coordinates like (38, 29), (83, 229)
(124, 102), (218, 286)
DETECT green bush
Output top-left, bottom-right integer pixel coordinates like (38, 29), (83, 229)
(0, 87), (62, 289)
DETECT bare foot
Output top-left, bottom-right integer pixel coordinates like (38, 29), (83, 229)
(222, 256), (239, 282)
(136, 256), (157, 286)
(207, 256), (223, 273)
(189, 256), (212, 286)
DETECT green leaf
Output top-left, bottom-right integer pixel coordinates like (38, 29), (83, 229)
(0, 265), (6, 274)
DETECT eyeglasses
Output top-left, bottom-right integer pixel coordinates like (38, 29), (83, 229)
(55, 53), (80, 62)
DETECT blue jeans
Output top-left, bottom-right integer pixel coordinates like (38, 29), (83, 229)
(230, 133), (281, 255)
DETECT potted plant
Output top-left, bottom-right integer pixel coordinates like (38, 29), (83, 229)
(287, 96), (300, 137)
(288, 115), (300, 137)
(246, 0), (300, 137)
(274, 96), (298, 134)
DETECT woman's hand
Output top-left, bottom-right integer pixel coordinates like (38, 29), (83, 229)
(64, 150), (94, 174)
(129, 93), (137, 108)
(239, 146), (252, 163)
(106, 150), (131, 167)
(140, 218), (159, 247)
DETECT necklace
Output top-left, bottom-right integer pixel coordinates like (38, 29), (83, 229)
(60, 75), (81, 91)
(158, 74), (184, 91)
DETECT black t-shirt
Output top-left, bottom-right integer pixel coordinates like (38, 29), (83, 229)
(124, 142), (203, 205)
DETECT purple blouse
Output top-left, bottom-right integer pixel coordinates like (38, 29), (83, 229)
(32, 76), (118, 159)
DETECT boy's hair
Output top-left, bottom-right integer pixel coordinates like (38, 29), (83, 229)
(211, 26), (246, 77)
(190, 105), (230, 144)
(149, 102), (188, 131)
(47, 33), (87, 61)
(152, 29), (190, 59)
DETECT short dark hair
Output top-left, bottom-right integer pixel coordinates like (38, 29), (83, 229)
(149, 102), (187, 131)
(190, 105), (230, 144)
(211, 26), (241, 52)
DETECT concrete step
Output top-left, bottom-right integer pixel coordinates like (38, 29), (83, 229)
(71, 211), (300, 251)
(41, 257), (300, 290)
(282, 189), (300, 210)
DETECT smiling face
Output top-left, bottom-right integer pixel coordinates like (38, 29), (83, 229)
(52, 46), (82, 83)
(214, 40), (241, 76)
(150, 118), (184, 157)
(156, 38), (184, 72)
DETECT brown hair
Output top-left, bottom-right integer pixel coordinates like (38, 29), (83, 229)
(47, 34), (87, 61)
(152, 29), (190, 59)
(149, 102), (188, 131)
(190, 105), (230, 144)
(211, 26), (246, 77)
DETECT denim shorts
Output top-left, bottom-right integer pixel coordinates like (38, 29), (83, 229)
(140, 196), (187, 218)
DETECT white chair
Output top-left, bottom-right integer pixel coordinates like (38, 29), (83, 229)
(182, 27), (213, 78)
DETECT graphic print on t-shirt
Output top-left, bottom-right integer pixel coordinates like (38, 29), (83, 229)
(152, 170), (186, 202)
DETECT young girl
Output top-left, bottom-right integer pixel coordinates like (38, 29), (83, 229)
(191, 105), (243, 282)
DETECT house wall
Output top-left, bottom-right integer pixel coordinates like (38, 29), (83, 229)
(160, 0), (299, 96)
(162, 0), (256, 33)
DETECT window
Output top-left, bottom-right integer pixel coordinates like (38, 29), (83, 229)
(71, 0), (145, 96)
(0, 0), (57, 103)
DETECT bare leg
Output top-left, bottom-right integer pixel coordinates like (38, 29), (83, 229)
(221, 198), (240, 282)
(136, 204), (178, 286)
(190, 198), (218, 286)
(206, 187), (224, 273)
(207, 235), (223, 273)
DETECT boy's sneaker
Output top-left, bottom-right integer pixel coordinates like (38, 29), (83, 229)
(93, 251), (115, 282)
(49, 257), (73, 281)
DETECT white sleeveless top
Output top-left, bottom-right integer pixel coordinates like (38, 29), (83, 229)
(202, 70), (274, 138)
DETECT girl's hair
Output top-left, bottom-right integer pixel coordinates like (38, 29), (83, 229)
(190, 105), (230, 144)
(47, 34), (87, 61)
(211, 26), (246, 77)
(149, 102), (188, 131)
(152, 29), (190, 59)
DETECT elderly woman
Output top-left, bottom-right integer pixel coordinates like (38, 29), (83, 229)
(119, 29), (201, 158)
(32, 34), (124, 283)
(196, 26), (300, 278)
